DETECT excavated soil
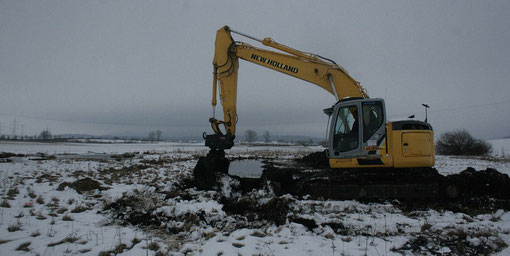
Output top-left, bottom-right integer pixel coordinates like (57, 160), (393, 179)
(220, 196), (290, 225)
(196, 151), (510, 213)
(57, 178), (108, 194)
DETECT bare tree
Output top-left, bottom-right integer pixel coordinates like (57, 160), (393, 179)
(436, 129), (491, 156)
(38, 129), (52, 140)
(245, 130), (257, 143)
(263, 131), (271, 143)
(156, 130), (162, 141)
(148, 131), (156, 142)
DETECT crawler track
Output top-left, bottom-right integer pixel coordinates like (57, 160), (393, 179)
(194, 151), (510, 210)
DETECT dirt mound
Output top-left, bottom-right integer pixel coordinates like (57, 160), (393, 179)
(57, 178), (108, 194)
(220, 197), (290, 225)
(446, 167), (510, 199)
(295, 151), (329, 169)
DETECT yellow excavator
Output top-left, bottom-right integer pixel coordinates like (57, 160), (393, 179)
(195, 25), (435, 190)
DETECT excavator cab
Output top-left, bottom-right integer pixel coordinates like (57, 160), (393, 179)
(326, 98), (386, 163)
(326, 98), (435, 168)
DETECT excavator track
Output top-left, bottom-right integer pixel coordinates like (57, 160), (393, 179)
(194, 151), (510, 208)
(290, 152), (510, 202)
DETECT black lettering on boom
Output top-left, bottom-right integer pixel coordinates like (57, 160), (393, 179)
(251, 54), (298, 74)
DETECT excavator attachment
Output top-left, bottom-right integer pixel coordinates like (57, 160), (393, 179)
(194, 148), (229, 190)
(204, 133), (234, 151)
(194, 128), (235, 189)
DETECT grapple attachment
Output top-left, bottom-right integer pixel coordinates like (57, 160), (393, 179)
(194, 133), (234, 190)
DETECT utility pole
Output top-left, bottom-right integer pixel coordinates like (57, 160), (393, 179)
(12, 119), (17, 138)
(21, 124), (24, 139)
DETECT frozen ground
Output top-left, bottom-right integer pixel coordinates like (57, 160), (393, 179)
(0, 141), (509, 255)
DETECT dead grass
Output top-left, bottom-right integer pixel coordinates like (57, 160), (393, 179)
(47, 236), (79, 247)
(15, 242), (31, 252)
(36, 212), (47, 220)
(28, 190), (36, 199)
(232, 242), (244, 248)
(46, 197), (60, 208)
(71, 205), (89, 213)
(1, 200), (10, 208)
(250, 231), (266, 237)
(131, 237), (142, 246)
(0, 239), (11, 244)
(99, 243), (128, 255)
(8, 224), (21, 232)
(203, 232), (216, 240)
(144, 241), (160, 251)
(7, 187), (19, 198)
(62, 215), (74, 221)
(57, 207), (68, 214)
(36, 196), (44, 204)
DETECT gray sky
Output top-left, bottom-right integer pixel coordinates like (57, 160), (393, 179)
(1, 0), (509, 139)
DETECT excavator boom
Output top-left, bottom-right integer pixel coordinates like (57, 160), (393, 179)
(209, 26), (367, 146)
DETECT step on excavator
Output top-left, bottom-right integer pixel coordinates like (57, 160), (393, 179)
(194, 25), (438, 198)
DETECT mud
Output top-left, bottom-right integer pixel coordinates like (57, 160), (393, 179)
(57, 178), (108, 194)
(295, 150), (329, 168)
(195, 151), (510, 213)
(220, 196), (291, 225)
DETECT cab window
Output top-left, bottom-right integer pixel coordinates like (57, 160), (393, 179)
(362, 101), (384, 142)
(333, 105), (359, 152)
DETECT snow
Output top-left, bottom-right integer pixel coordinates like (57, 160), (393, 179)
(436, 155), (510, 176)
(489, 138), (510, 158)
(0, 140), (509, 255)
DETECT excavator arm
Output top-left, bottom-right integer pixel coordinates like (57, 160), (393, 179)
(208, 25), (368, 150)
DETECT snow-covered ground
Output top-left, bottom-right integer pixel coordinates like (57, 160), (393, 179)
(489, 138), (510, 158)
(0, 140), (509, 255)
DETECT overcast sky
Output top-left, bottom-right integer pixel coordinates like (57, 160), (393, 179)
(1, 0), (509, 139)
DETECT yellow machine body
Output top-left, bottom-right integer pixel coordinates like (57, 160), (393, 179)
(329, 122), (435, 168)
(206, 25), (435, 169)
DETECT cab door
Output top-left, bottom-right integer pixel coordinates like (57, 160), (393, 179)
(327, 99), (386, 160)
